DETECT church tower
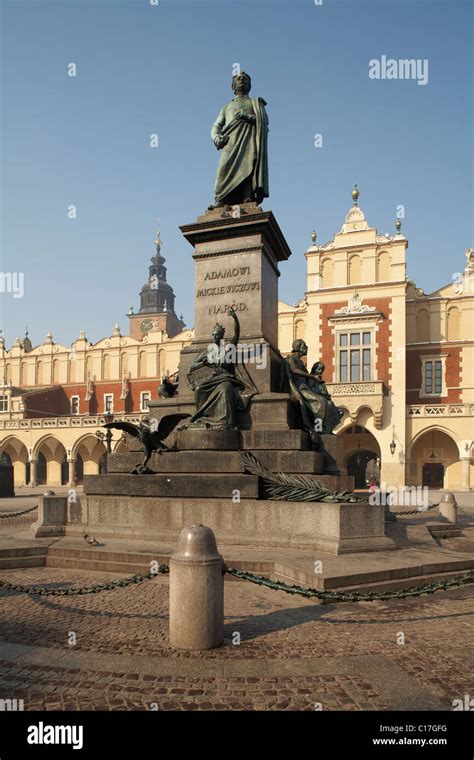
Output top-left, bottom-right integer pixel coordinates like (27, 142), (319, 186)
(128, 226), (185, 340)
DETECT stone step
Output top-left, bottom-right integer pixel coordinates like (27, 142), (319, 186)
(428, 524), (464, 539)
(0, 556), (46, 570)
(0, 546), (48, 570)
(47, 546), (169, 565)
(45, 556), (155, 575)
(0, 546), (47, 558)
(84, 470), (353, 497)
(9, 546), (472, 594)
(275, 561), (474, 592)
(83, 473), (260, 498)
(108, 450), (325, 475)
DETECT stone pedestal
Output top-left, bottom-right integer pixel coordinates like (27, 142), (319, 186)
(176, 428), (240, 451)
(178, 203), (291, 394)
(31, 203), (395, 556)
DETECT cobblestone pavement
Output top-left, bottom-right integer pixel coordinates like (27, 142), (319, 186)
(0, 568), (473, 711)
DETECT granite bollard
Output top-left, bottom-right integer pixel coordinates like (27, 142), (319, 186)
(439, 492), (457, 525)
(169, 524), (224, 650)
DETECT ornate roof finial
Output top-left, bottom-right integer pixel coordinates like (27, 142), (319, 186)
(395, 218), (402, 235)
(311, 229), (317, 244)
(154, 219), (162, 251)
(352, 184), (359, 206)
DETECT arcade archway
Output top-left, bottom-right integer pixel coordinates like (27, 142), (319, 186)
(340, 425), (381, 488)
(35, 436), (68, 486)
(1, 437), (30, 485)
(409, 429), (460, 489)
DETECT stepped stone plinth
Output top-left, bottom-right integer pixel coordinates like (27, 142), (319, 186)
(31, 204), (395, 554)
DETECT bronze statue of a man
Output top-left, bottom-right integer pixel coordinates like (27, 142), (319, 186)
(210, 71), (269, 208)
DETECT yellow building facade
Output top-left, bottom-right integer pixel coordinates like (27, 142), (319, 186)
(278, 190), (473, 491)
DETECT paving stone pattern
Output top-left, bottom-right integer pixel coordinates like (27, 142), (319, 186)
(0, 568), (473, 711)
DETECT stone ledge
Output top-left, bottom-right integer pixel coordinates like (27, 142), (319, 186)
(83, 474), (260, 499)
(32, 495), (393, 555)
(107, 449), (327, 476)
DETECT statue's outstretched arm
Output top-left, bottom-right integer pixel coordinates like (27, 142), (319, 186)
(227, 307), (240, 347)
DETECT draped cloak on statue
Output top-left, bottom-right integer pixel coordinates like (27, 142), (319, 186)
(211, 96), (269, 205)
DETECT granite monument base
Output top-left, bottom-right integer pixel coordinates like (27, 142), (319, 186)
(31, 494), (395, 555)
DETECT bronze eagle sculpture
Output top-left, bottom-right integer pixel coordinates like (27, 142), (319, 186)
(103, 414), (189, 474)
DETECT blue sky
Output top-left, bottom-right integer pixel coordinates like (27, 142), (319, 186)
(1, 0), (472, 347)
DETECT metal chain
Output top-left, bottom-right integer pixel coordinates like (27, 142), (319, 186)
(223, 565), (474, 603)
(392, 501), (439, 516)
(0, 565), (169, 596)
(392, 501), (470, 517)
(0, 505), (38, 519)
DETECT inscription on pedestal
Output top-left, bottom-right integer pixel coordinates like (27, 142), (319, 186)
(197, 265), (261, 316)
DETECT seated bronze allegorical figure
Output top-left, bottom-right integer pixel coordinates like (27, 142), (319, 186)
(184, 308), (255, 430)
(281, 340), (343, 441)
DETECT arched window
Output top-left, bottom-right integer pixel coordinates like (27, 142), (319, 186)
(36, 361), (44, 385)
(377, 251), (390, 281)
(321, 258), (333, 288)
(447, 307), (460, 341)
(348, 255), (362, 285)
(417, 309), (430, 342)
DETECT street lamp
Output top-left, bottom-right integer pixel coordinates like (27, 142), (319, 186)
(389, 426), (396, 456)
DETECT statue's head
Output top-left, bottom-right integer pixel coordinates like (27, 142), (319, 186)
(292, 339), (308, 356)
(312, 361), (324, 375)
(212, 323), (225, 342)
(232, 71), (251, 96)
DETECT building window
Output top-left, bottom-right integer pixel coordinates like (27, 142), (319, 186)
(423, 359), (443, 395)
(104, 394), (114, 413)
(0, 395), (8, 412)
(141, 391), (151, 411)
(338, 331), (372, 382)
(70, 396), (80, 415)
